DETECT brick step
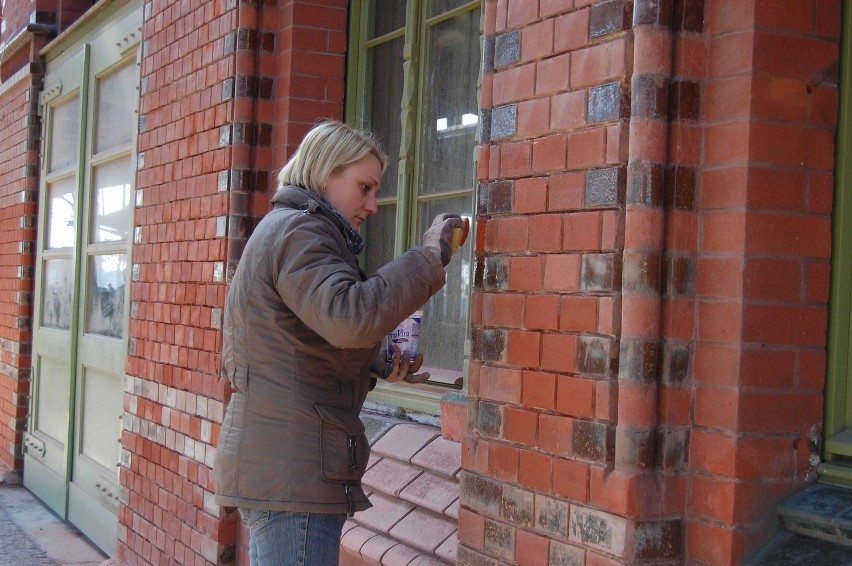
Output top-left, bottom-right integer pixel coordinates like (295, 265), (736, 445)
(339, 414), (461, 565)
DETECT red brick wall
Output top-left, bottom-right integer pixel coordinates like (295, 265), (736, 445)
(120, 0), (236, 561)
(462, 0), (840, 565)
(123, 0), (348, 563)
(0, 65), (40, 479)
(687, 2), (839, 563)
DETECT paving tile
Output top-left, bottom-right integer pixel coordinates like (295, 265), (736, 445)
(390, 507), (457, 554)
(372, 424), (440, 462)
(363, 456), (423, 496)
(357, 491), (416, 533)
(444, 498), (459, 520)
(367, 452), (383, 471)
(361, 533), (398, 565)
(381, 543), (420, 566)
(435, 530), (458, 563)
(409, 555), (449, 565)
(341, 525), (379, 556)
(400, 471), (459, 515)
(411, 436), (462, 478)
(342, 519), (360, 536)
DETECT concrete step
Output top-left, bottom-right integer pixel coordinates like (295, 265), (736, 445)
(778, 483), (852, 548)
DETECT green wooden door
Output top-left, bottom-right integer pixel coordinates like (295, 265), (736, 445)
(24, 2), (141, 554)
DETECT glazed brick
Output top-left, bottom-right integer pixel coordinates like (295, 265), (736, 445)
(664, 165), (696, 210)
(655, 428), (688, 469)
(635, 519), (683, 560)
(477, 400), (504, 439)
(634, 0), (672, 25)
(661, 342), (691, 384)
(585, 167), (626, 207)
(473, 328), (506, 362)
(460, 472), (503, 518)
(576, 335), (616, 377)
(587, 82), (625, 123)
(673, 0), (705, 32)
(535, 494), (570, 538)
(491, 105), (518, 141)
(484, 519), (516, 559)
(590, 0), (631, 39)
(494, 31), (521, 68)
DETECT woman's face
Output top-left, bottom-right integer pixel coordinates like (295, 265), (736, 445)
(324, 153), (383, 229)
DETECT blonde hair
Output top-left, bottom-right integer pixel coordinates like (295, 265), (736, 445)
(277, 121), (388, 195)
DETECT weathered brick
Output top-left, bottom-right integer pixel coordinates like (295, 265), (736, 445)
(573, 420), (614, 464)
(535, 494), (569, 538)
(501, 484), (535, 528)
(494, 31), (521, 68)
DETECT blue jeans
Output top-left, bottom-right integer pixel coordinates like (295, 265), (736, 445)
(239, 509), (348, 566)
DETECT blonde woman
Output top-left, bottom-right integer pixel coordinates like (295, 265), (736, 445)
(214, 121), (464, 565)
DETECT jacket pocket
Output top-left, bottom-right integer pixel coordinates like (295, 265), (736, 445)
(314, 404), (369, 483)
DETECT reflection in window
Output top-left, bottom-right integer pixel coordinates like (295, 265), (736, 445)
(92, 157), (133, 243)
(43, 259), (73, 330)
(87, 254), (127, 338)
(47, 178), (76, 249)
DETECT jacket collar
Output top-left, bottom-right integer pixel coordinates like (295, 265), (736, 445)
(271, 185), (364, 256)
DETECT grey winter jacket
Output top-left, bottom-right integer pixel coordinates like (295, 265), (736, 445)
(213, 185), (445, 515)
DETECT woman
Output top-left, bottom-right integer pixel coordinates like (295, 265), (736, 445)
(213, 120), (464, 565)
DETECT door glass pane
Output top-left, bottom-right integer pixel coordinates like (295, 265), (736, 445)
(35, 356), (71, 441)
(91, 157), (133, 243)
(47, 177), (77, 249)
(363, 203), (397, 275)
(417, 196), (472, 384)
(87, 254), (127, 338)
(49, 96), (80, 172)
(419, 9), (480, 196)
(43, 258), (73, 330)
(370, 0), (407, 38)
(95, 62), (136, 154)
(80, 367), (121, 470)
(366, 37), (404, 199)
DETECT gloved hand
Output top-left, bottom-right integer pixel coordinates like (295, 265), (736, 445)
(422, 213), (465, 267)
(368, 347), (430, 384)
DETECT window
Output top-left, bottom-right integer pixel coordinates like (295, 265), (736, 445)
(347, 0), (481, 405)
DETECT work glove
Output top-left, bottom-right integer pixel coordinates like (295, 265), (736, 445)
(368, 347), (430, 384)
(422, 213), (466, 267)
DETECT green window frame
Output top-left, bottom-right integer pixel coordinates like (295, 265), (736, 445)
(346, 0), (482, 415)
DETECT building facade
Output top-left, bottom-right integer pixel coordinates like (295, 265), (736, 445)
(0, 0), (847, 564)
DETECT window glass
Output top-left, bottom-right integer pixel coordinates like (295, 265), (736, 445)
(47, 177), (77, 249)
(366, 37), (405, 199)
(418, 196), (471, 382)
(370, 0), (407, 38)
(87, 254), (127, 338)
(429, 0), (475, 18)
(95, 62), (137, 154)
(91, 156), (133, 243)
(353, 1), (480, 390)
(419, 10), (479, 197)
(49, 96), (80, 172)
(364, 203), (397, 276)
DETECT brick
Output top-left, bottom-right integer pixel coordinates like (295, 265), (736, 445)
(543, 254), (582, 292)
(518, 450), (552, 492)
(505, 407), (538, 446)
(571, 39), (627, 89)
(528, 214), (562, 251)
(551, 90), (587, 131)
(483, 293), (525, 328)
(517, 98), (550, 137)
(491, 105), (518, 141)
(521, 370), (557, 410)
(494, 31), (521, 68)
(500, 140), (533, 178)
(536, 53), (572, 95)
(538, 414), (573, 456)
(507, 330), (541, 368)
(521, 19), (555, 62)
(493, 64), (537, 105)
(560, 295), (598, 332)
(488, 442), (519, 481)
(525, 294), (559, 331)
(509, 255), (543, 291)
(484, 519), (516, 560)
(513, 177), (548, 214)
(554, 8), (591, 53)
(742, 304), (827, 347)
(548, 171), (585, 211)
(541, 333), (577, 373)
(515, 529), (550, 566)
(556, 375), (595, 419)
